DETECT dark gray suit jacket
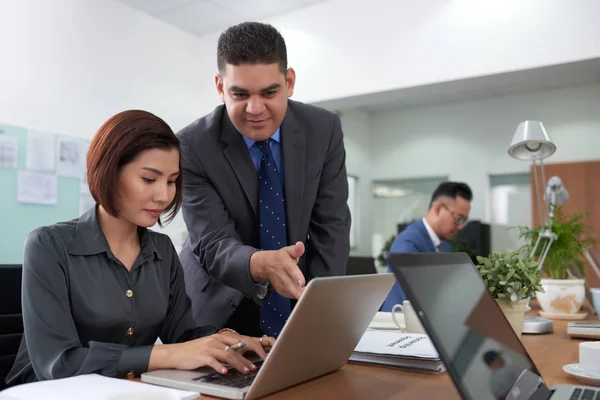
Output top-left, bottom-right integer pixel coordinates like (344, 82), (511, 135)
(177, 100), (351, 329)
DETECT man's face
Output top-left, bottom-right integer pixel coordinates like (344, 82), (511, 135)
(215, 63), (295, 141)
(435, 196), (471, 240)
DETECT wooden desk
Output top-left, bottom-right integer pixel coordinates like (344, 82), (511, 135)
(192, 308), (595, 399)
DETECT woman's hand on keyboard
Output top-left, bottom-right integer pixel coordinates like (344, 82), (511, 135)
(149, 332), (273, 374)
(217, 330), (276, 360)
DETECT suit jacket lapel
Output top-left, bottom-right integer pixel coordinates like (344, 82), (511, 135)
(440, 241), (452, 252)
(221, 113), (259, 217)
(281, 108), (306, 243)
(417, 220), (437, 252)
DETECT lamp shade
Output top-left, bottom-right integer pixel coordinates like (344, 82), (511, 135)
(508, 120), (556, 161)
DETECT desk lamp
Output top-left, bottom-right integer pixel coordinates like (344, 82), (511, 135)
(508, 120), (555, 334)
(508, 120), (557, 271)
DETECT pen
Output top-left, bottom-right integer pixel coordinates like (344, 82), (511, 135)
(230, 342), (246, 351)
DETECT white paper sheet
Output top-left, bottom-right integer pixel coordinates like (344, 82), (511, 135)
(80, 192), (96, 215)
(80, 141), (90, 193)
(0, 374), (199, 400)
(57, 136), (84, 177)
(26, 130), (56, 171)
(80, 172), (89, 194)
(17, 171), (58, 205)
(0, 135), (18, 168)
(354, 330), (439, 359)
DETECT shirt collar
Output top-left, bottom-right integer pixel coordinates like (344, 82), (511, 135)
(422, 217), (442, 250)
(241, 128), (281, 150)
(69, 205), (162, 261)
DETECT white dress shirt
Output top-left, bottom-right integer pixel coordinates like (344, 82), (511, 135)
(422, 218), (441, 252)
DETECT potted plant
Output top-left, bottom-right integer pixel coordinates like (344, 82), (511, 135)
(476, 250), (543, 337)
(516, 206), (595, 316)
(377, 234), (397, 268)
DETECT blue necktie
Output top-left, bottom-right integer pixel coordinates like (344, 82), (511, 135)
(256, 140), (291, 337)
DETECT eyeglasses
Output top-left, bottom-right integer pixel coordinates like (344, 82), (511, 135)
(440, 203), (468, 226)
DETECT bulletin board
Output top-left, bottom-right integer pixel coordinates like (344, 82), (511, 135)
(0, 122), (93, 264)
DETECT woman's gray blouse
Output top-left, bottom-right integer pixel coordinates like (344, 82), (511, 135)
(6, 207), (214, 386)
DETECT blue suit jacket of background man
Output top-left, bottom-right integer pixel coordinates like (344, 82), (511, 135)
(381, 219), (451, 311)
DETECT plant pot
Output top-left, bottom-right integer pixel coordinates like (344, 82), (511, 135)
(536, 279), (585, 314)
(496, 299), (528, 338)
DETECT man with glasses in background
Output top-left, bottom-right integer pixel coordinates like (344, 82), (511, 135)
(381, 181), (473, 310)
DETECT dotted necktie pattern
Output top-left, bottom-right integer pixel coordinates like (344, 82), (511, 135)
(256, 140), (291, 337)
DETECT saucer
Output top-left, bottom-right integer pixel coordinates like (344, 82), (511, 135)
(368, 311), (404, 330)
(539, 311), (588, 320)
(563, 363), (600, 386)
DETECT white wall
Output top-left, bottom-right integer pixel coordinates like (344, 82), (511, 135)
(4, 0), (599, 253)
(260, 0), (600, 104)
(0, 0), (219, 137)
(369, 83), (600, 223)
(339, 109), (373, 256)
(0, 0), (221, 246)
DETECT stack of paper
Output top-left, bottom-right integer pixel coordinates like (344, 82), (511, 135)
(0, 374), (199, 400)
(349, 330), (446, 374)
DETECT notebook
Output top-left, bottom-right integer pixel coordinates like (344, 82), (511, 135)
(349, 330), (445, 373)
(0, 374), (198, 400)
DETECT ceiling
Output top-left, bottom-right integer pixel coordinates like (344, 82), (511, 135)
(313, 57), (600, 112)
(117, 0), (329, 37)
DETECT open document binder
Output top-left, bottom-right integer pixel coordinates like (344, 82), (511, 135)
(349, 330), (446, 374)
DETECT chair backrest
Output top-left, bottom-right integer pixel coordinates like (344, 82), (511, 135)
(0, 264), (23, 389)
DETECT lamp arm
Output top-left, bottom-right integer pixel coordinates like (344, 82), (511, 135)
(532, 160), (546, 231)
(540, 158), (548, 216)
(584, 249), (600, 279)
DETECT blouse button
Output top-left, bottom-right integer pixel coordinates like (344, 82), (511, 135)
(126, 289), (133, 298)
(126, 327), (134, 336)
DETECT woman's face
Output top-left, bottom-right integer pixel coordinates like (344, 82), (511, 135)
(116, 147), (180, 227)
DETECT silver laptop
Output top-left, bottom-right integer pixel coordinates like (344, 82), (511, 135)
(142, 274), (395, 399)
(389, 252), (599, 400)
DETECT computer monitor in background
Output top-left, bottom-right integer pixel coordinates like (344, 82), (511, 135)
(346, 256), (377, 275)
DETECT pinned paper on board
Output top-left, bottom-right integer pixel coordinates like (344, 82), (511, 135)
(26, 130), (56, 171)
(80, 141), (90, 194)
(79, 193), (95, 215)
(57, 136), (84, 178)
(17, 171), (58, 205)
(0, 135), (18, 168)
(80, 170), (89, 194)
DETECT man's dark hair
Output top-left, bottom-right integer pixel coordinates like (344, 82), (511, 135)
(483, 350), (502, 366)
(429, 181), (473, 208)
(217, 22), (287, 73)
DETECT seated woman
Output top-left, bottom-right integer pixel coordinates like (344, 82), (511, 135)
(6, 110), (274, 386)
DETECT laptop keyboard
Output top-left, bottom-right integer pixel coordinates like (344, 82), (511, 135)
(570, 388), (600, 400)
(192, 360), (264, 389)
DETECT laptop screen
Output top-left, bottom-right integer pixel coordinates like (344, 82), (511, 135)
(389, 253), (549, 400)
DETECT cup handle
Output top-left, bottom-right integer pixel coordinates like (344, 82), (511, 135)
(391, 304), (407, 332)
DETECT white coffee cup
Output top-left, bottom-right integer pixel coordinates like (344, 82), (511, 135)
(391, 300), (426, 334)
(579, 341), (600, 373)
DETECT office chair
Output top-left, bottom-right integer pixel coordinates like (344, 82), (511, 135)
(0, 264), (23, 390)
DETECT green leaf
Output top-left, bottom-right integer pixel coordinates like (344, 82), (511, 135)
(475, 249), (543, 301)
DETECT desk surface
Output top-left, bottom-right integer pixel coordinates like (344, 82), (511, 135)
(190, 306), (594, 399)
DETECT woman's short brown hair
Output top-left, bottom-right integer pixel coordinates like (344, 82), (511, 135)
(87, 110), (181, 225)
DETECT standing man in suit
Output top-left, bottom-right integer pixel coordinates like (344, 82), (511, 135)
(177, 22), (351, 338)
(381, 182), (472, 311)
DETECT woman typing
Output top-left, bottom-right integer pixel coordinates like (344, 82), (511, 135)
(6, 110), (274, 386)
